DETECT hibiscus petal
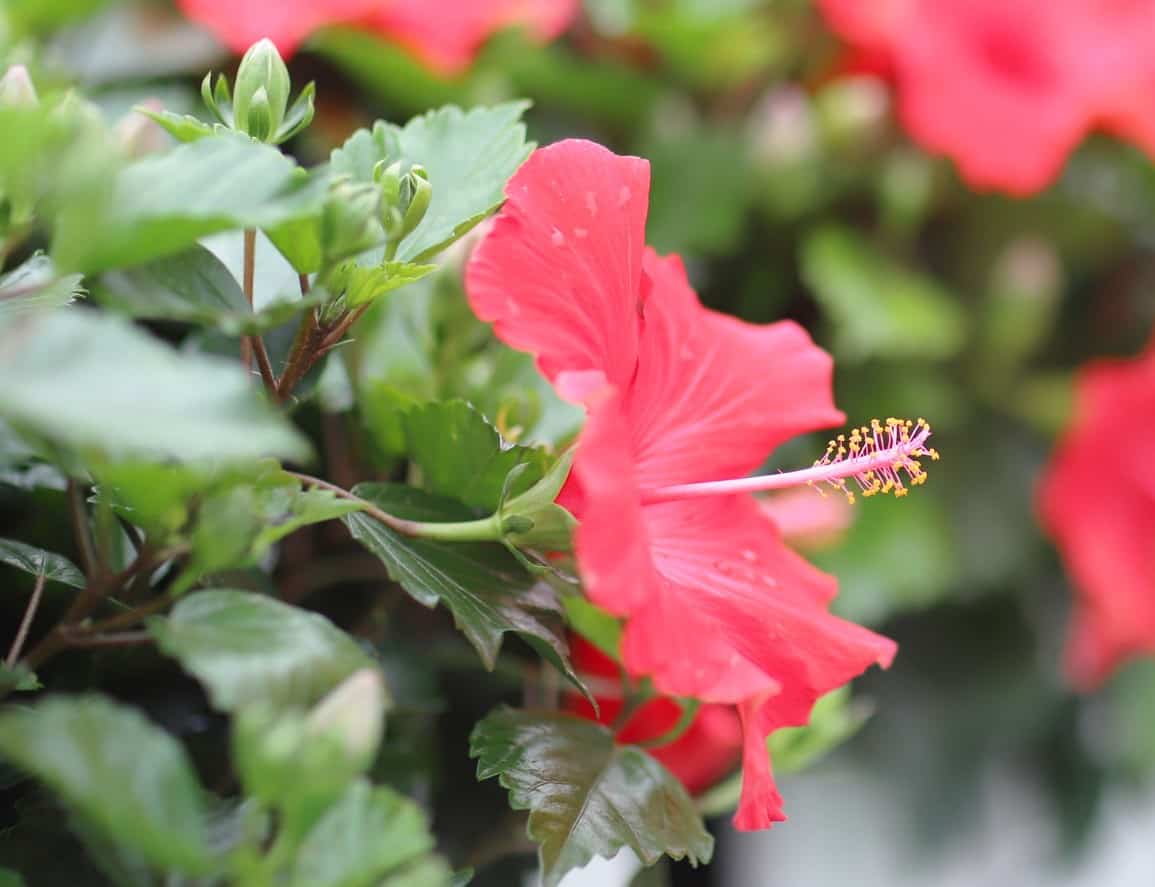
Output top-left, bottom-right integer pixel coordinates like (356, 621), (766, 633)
(1038, 350), (1155, 688)
(568, 391), (781, 702)
(626, 251), (845, 489)
(646, 494), (896, 697)
(734, 693), (788, 830)
(371, 0), (580, 74)
(178, 0), (372, 55)
(466, 139), (651, 389)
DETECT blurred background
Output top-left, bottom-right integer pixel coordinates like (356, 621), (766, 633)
(5, 0), (1155, 884)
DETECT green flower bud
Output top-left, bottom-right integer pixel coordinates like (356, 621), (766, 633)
(502, 450), (578, 550)
(0, 65), (37, 107)
(305, 668), (388, 768)
(232, 38), (290, 143)
(200, 72), (232, 126)
(378, 162), (432, 244)
(321, 176), (385, 264)
(243, 86), (274, 142)
(398, 164), (432, 240)
(374, 160), (403, 208)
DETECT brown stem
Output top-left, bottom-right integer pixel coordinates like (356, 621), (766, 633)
(317, 303), (370, 353)
(67, 480), (102, 581)
(240, 228), (257, 370)
(6, 571), (46, 666)
(24, 587), (178, 670)
(61, 630), (153, 649)
(285, 471), (425, 536)
(60, 543), (160, 627)
(275, 308), (322, 401)
(251, 335), (278, 395)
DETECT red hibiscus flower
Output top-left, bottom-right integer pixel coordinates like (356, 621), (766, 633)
(816, 0), (1155, 195)
(466, 139), (928, 828)
(1038, 341), (1155, 688)
(178, 0), (578, 73)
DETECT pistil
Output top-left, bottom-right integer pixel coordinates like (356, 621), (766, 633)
(643, 418), (938, 505)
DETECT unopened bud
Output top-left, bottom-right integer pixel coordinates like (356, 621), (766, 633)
(398, 164), (431, 239)
(244, 86), (274, 142)
(114, 100), (168, 158)
(232, 38), (290, 143)
(305, 668), (388, 765)
(201, 72), (233, 126)
(379, 162), (432, 242)
(502, 450), (578, 549)
(0, 65), (38, 107)
(815, 75), (890, 152)
(321, 177), (385, 263)
(374, 160), (403, 207)
(748, 86), (816, 169)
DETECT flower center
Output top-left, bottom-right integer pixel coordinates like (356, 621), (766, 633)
(641, 418), (938, 505)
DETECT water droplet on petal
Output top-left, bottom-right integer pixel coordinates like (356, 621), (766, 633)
(551, 227), (565, 247)
(741, 548), (758, 562)
(574, 227), (589, 239)
(585, 191), (598, 215)
(617, 185), (631, 207)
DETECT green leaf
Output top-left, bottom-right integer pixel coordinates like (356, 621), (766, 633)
(343, 485), (577, 681)
(97, 244), (322, 335)
(0, 538), (84, 587)
(138, 107), (218, 143)
(0, 867), (26, 887)
(403, 401), (543, 512)
(150, 590), (373, 712)
(0, 664), (41, 694)
(340, 261), (438, 307)
(801, 225), (967, 362)
(0, 695), (213, 874)
(0, 254), (85, 319)
(0, 310), (309, 462)
(64, 133), (323, 273)
(471, 709), (713, 887)
(95, 462), (360, 581)
(768, 687), (872, 773)
(562, 596), (622, 662)
(380, 857), (456, 887)
(391, 102), (532, 262)
(331, 104), (533, 262)
(291, 780), (443, 887)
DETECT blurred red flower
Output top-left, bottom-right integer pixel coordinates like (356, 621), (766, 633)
(466, 138), (895, 828)
(1039, 342), (1155, 688)
(178, 0), (578, 73)
(817, 0), (1155, 194)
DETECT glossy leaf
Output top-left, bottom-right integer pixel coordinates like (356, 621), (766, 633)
(0, 310), (309, 462)
(403, 401), (544, 512)
(0, 538), (84, 588)
(0, 695), (213, 874)
(150, 590), (373, 712)
(470, 709), (713, 886)
(342, 485), (578, 682)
